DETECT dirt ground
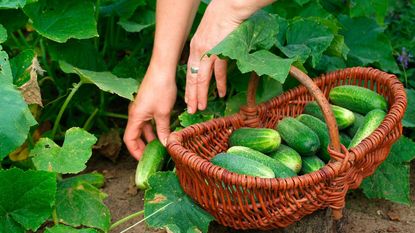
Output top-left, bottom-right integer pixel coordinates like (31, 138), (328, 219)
(86, 153), (415, 233)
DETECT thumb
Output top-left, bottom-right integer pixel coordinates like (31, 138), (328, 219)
(154, 114), (171, 146)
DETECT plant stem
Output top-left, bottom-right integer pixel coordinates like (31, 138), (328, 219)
(109, 210), (144, 230)
(83, 108), (99, 131)
(51, 81), (84, 138)
(101, 111), (129, 120)
(10, 33), (22, 48)
(17, 29), (30, 48)
(402, 63), (408, 88)
(39, 38), (54, 80)
(52, 208), (59, 225)
(94, 0), (101, 50)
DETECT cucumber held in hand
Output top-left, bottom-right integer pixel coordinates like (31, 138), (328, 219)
(135, 140), (168, 190)
(227, 146), (295, 178)
(276, 117), (320, 156)
(301, 156), (325, 174)
(269, 144), (302, 173)
(211, 153), (275, 178)
(303, 101), (355, 130)
(297, 114), (331, 162)
(329, 85), (388, 114)
(348, 109), (386, 148)
(229, 127), (281, 153)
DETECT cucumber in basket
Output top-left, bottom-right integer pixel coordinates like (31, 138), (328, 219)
(297, 114), (331, 162)
(276, 117), (320, 156)
(346, 112), (365, 137)
(303, 101), (355, 130)
(269, 144), (302, 173)
(211, 153), (275, 178)
(348, 109), (386, 148)
(135, 139), (168, 190)
(329, 85), (388, 114)
(229, 127), (281, 153)
(227, 146), (296, 178)
(301, 156), (326, 174)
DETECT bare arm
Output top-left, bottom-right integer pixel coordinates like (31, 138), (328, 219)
(124, 0), (200, 159)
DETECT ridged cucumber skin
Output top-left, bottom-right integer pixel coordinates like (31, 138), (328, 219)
(135, 140), (168, 190)
(301, 156), (325, 174)
(229, 127), (281, 153)
(340, 133), (352, 148)
(276, 117), (321, 156)
(329, 85), (388, 114)
(227, 146), (296, 178)
(347, 112), (365, 137)
(303, 101), (355, 130)
(269, 144), (302, 173)
(348, 109), (386, 148)
(297, 114), (331, 162)
(211, 153), (275, 178)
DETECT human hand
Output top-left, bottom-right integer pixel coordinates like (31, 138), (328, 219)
(185, 0), (265, 113)
(124, 67), (177, 160)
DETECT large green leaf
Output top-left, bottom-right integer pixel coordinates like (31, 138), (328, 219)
(145, 172), (214, 233)
(350, 0), (389, 25)
(0, 50), (37, 160)
(209, 12), (293, 83)
(47, 40), (106, 71)
(178, 111), (214, 127)
(10, 49), (35, 86)
(0, 168), (56, 233)
(281, 17), (334, 67)
(45, 225), (99, 233)
(100, 0), (146, 18)
(31, 127), (97, 174)
(0, 0), (26, 9)
(60, 61), (138, 100)
(118, 10), (155, 33)
(56, 175), (111, 231)
(339, 15), (399, 73)
(23, 0), (98, 43)
(403, 88), (415, 128)
(0, 24), (6, 43)
(0, 10), (28, 35)
(360, 136), (415, 205)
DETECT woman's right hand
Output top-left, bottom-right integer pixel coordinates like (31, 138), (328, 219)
(124, 66), (177, 160)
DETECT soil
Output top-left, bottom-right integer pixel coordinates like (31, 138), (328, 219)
(86, 153), (415, 233)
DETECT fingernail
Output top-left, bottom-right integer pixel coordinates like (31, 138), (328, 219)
(219, 91), (225, 98)
(187, 106), (193, 114)
(198, 103), (204, 110)
(184, 96), (188, 103)
(162, 138), (167, 146)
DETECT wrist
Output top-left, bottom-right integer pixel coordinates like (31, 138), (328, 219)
(145, 61), (177, 83)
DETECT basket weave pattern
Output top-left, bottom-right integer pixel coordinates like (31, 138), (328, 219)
(167, 67), (406, 230)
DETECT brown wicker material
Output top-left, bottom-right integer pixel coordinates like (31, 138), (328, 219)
(167, 67), (407, 230)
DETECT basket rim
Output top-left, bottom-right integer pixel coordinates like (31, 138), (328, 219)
(167, 67), (407, 190)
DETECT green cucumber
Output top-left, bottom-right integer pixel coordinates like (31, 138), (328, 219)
(303, 101), (355, 129)
(301, 156), (325, 174)
(340, 132), (352, 148)
(297, 114), (331, 162)
(135, 140), (168, 190)
(229, 127), (281, 153)
(277, 117), (320, 156)
(348, 109), (386, 148)
(227, 146), (296, 178)
(211, 153), (275, 178)
(269, 144), (302, 173)
(329, 85), (388, 114)
(347, 112), (365, 137)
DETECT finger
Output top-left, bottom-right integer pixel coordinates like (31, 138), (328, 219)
(214, 58), (227, 98)
(154, 114), (171, 146)
(196, 55), (215, 110)
(142, 122), (156, 143)
(123, 119), (146, 160)
(186, 60), (199, 114)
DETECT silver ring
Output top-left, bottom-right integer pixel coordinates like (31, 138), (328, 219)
(190, 66), (199, 74)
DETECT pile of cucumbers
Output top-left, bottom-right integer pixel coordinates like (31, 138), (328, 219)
(211, 85), (388, 178)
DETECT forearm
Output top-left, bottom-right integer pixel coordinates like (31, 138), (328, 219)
(150, 0), (200, 74)
(212, 0), (276, 23)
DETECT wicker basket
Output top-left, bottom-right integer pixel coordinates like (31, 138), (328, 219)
(167, 66), (407, 230)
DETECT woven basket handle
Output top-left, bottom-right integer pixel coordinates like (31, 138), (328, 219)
(245, 66), (341, 154)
